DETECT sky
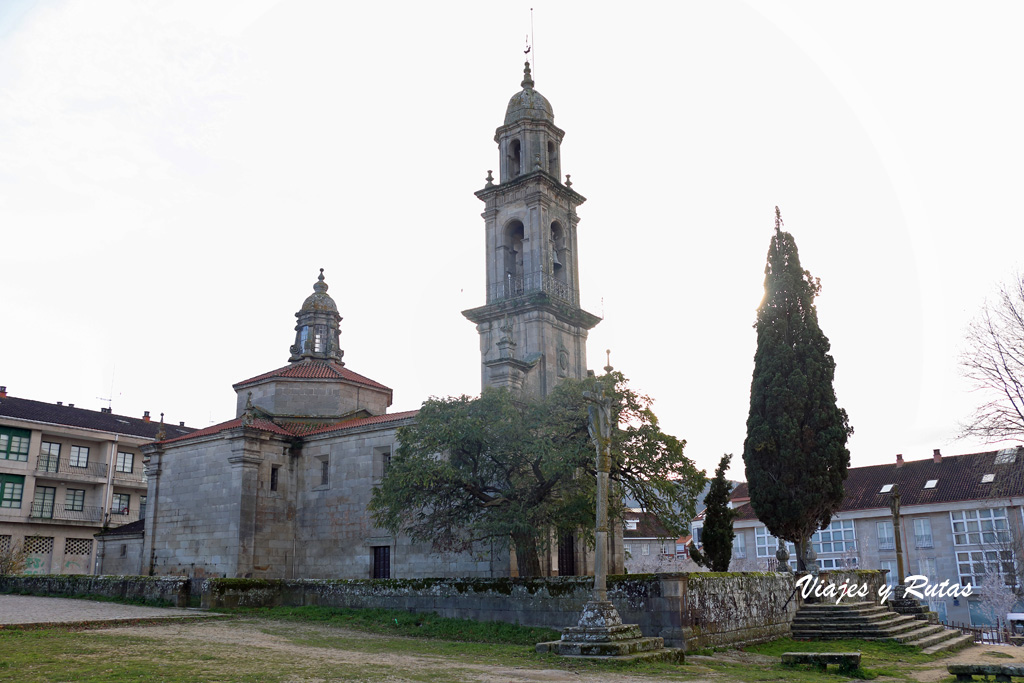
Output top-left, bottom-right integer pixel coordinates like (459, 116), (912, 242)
(1, 1), (1022, 480)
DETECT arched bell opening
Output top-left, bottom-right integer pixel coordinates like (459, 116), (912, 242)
(550, 220), (567, 284)
(503, 220), (526, 297)
(508, 139), (522, 179)
(547, 140), (559, 177)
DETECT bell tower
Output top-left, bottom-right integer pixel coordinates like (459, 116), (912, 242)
(463, 62), (601, 398)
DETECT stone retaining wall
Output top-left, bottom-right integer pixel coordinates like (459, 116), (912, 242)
(0, 575), (190, 607)
(203, 571), (823, 649)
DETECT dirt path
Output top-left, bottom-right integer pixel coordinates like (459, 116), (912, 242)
(90, 618), (1024, 683)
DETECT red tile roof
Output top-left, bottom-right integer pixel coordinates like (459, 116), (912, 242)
(159, 417), (295, 444)
(233, 360), (391, 392)
(730, 448), (1024, 521)
(623, 511), (675, 539)
(305, 410), (419, 436)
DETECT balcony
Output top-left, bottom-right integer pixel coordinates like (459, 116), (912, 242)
(878, 539), (896, 551)
(733, 550), (747, 559)
(106, 507), (141, 527)
(915, 534), (934, 548)
(112, 468), (146, 485)
(29, 502), (104, 525)
(36, 456), (108, 481)
(491, 272), (577, 306)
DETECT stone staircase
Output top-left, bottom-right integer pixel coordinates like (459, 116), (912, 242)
(791, 601), (974, 654)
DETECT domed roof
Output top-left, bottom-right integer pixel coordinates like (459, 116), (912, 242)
(300, 269), (338, 313)
(504, 61), (554, 125)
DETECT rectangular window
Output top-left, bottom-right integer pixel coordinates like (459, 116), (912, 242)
(956, 549), (1016, 587)
(880, 560), (898, 587)
(65, 489), (85, 512)
(270, 466), (279, 492)
(120, 544), (127, 557)
(372, 545), (390, 579)
(876, 521), (895, 550)
(115, 451), (134, 473)
(913, 518), (933, 548)
(624, 543), (632, 556)
(33, 486), (55, 518)
(139, 496), (147, 520)
(733, 532), (746, 559)
(817, 557), (858, 570)
(111, 493), (131, 515)
(320, 459), (329, 487)
(951, 508), (1011, 545)
(69, 445), (89, 468)
(0, 427), (30, 462)
(811, 519), (856, 555)
(642, 543), (650, 556)
(918, 557), (937, 579)
(755, 526), (780, 558)
(0, 474), (25, 508)
(39, 442), (60, 472)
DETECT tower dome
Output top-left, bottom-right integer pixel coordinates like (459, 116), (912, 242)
(289, 269), (344, 364)
(504, 61), (554, 125)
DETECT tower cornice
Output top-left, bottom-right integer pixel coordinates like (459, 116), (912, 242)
(462, 295), (601, 331)
(475, 170), (586, 206)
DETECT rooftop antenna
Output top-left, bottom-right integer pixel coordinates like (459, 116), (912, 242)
(530, 8), (534, 74)
(96, 365), (116, 412)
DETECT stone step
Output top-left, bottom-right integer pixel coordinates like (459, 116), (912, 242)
(890, 624), (947, 644)
(792, 617), (925, 638)
(793, 612), (907, 627)
(921, 633), (974, 655)
(904, 628), (959, 650)
(553, 636), (666, 657)
(794, 609), (898, 621)
(798, 602), (886, 613)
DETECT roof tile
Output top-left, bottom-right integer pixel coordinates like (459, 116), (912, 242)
(233, 360), (391, 392)
(0, 396), (194, 440)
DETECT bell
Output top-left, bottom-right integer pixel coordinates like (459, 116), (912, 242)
(552, 250), (563, 268)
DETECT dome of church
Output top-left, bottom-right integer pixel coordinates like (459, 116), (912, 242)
(504, 61), (553, 125)
(301, 269), (338, 313)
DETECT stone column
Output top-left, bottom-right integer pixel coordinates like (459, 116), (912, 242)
(227, 432), (263, 578)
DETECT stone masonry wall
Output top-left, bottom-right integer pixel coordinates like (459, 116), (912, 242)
(0, 574), (190, 607)
(203, 572), (806, 650)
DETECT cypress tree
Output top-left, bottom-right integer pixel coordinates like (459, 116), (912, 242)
(690, 453), (737, 572)
(742, 207), (852, 571)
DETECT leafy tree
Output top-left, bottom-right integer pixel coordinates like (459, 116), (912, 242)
(742, 208), (852, 571)
(690, 453), (737, 572)
(368, 372), (705, 577)
(960, 272), (1024, 442)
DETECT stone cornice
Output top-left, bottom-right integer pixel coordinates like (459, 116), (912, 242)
(475, 171), (586, 206)
(462, 296), (601, 330)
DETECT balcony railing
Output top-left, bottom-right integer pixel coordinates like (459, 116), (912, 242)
(29, 503), (104, 524)
(733, 550), (746, 559)
(36, 456), (108, 480)
(106, 507), (141, 527)
(915, 534), (934, 548)
(878, 539), (896, 551)
(113, 468), (146, 485)
(490, 272), (577, 306)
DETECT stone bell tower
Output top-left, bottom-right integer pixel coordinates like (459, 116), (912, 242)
(463, 62), (601, 398)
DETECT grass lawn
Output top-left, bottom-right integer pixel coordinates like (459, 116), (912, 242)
(0, 605), (965, 682)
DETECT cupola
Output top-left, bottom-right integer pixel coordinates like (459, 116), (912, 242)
(288, 269), (344, 363)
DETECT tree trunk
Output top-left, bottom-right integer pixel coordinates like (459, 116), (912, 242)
(795, 538), (807, 572)
(512, 533), (542, 577)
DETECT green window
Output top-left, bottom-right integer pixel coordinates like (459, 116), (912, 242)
(0, 474), (25, 508)
(40, 442), (60, 472)
(0, 427), (30, 462)
(112, 493), (130, 515)
(115, 451), (133, 473)
(66, 489), (85, 512)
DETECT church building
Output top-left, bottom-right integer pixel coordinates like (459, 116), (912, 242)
(119, 63), (613, 580)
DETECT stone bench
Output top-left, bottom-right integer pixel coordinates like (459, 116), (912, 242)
(781, 652), (861, 673)
(948, 664), (1024, 682)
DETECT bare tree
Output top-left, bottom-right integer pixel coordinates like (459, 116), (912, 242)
(961, 273), (1024, 441)
(0, 539), (27, 576)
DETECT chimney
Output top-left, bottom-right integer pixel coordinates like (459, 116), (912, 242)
(933, 448), (941, 464)
(896, 453), (904, 468)
(0, 386), (6, 398)
(143, 411), (151, 423)
(179, 421), (185, 427)
(57, 401), (62, 406)
(101, 407), (111, 414)
(68, 403), (74, 408)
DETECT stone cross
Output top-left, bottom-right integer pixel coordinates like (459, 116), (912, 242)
(582, 386), (613, 602)
(889, 484), (906, 586)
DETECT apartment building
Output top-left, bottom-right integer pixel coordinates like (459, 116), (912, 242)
(705, 448), (1024, 625)
(0, 387), (192, 575)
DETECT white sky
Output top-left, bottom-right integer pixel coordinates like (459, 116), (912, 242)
(2, 1), (1022, 480)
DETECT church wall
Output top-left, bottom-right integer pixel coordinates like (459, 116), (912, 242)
(293, 425), (510, 579)
(237, 379), (390, 419)
(148, 432), (291, 579)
